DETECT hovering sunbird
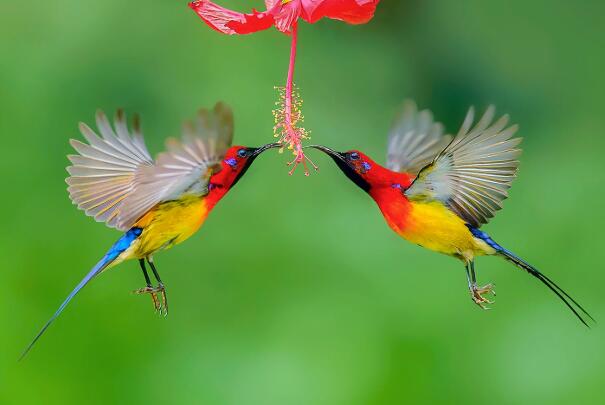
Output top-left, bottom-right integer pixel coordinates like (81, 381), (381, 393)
(22, 102), (278, 359)
(311, 100), (593, 325)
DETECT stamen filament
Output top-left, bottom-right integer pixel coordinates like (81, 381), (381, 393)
(272, 23), (316, 175)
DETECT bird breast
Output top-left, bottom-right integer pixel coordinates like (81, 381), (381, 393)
(131, 195), (210, 258)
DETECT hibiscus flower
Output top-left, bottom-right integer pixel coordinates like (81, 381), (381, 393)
(189, 0), (380, 35)
(189, 0), (381, 174)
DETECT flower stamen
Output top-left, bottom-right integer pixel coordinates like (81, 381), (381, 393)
(271, 23), (317, 176)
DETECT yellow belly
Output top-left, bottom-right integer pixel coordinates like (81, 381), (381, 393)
(399, 201), (494, 260)
(127, 195), (210, 259)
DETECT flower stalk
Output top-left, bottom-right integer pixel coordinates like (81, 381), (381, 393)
(273, 24), (317, 175)
(190, 0), (380, 175)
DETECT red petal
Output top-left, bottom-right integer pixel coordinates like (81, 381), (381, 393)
(301, 0), (380, 25)
(271, 1), (303, 33)
(189, 0), (275, 35)
(264, 0), (281, 8)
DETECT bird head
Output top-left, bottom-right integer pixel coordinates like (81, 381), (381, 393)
(309, 145), (410, 193)
(209, 143), (280, 192)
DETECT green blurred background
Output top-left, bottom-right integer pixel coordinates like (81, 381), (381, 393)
(1, 1), (604, 404)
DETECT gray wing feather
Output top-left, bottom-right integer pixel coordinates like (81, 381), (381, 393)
(67, 110), (153, 230)
(112, 102), (234, 230)
(404, 106), (521, 228)
(67, 102), (234, 231)
(386, 100), (452, 175)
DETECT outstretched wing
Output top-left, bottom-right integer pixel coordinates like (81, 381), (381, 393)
(404, 106), (521, 228)
(116, 103), (234, 229)
(67, 102), (234, 231)
(67, 110), (153, 230)
(386, 100), (452, 175)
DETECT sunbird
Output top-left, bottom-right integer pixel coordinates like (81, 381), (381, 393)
(22, 102), (278, 359)
(311, 100), (593, 325)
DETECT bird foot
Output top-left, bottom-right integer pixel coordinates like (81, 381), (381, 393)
(470, 283), (496, 309)
(134, 284), (168, 316)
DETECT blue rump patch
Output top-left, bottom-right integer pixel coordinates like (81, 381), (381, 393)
(106, 227), (143, 260)
(466, 225), (504, 252)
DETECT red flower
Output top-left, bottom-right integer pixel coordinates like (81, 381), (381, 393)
(189, 0), (380, 35)
(188, 0), (380, 175)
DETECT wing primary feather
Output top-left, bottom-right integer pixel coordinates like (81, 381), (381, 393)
(405, 105), (521, 226)
(68, 103), (235, 231)
(386, 100), (450, 175)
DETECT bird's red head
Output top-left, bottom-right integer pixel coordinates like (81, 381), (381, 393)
(206, 143), (279, 205)
(309, 145), (413, 193)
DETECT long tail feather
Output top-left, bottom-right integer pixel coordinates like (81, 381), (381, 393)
(499, 250), (594, 327)
(467, 226), (594, 327)
(19, 256), (112, 361)
(20, 227), (142, 360)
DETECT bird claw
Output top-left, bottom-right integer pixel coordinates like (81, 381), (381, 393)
(134, 284), (168, 316)
(471, 283), (496, 309)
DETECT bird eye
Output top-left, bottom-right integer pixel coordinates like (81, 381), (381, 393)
(237, 149), (248, 158)
(349, 152), (360, 161)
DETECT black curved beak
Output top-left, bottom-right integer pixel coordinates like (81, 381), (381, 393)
(307, 144), (371, 193)
(251, 142), (281, 157)
(307, 144), (346, 162)
(231, 143), (281, 188)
